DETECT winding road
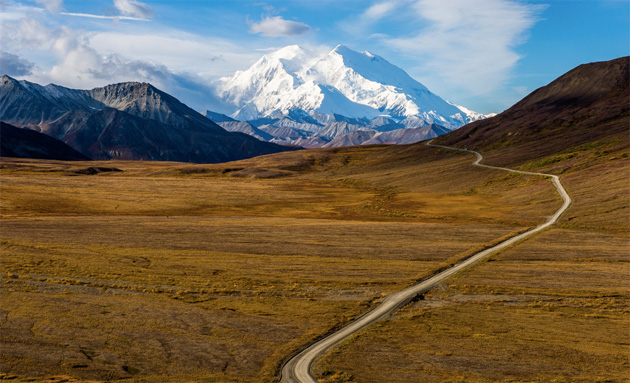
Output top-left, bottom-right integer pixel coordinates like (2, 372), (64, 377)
(281, 140), (572, 383)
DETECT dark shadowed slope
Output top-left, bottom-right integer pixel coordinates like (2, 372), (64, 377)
(0, 76), (297, 163)
(0, 121), (90, 161)
(436, 56), (629, 166)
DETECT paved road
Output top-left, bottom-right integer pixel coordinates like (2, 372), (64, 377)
(281, 140), (572, 383)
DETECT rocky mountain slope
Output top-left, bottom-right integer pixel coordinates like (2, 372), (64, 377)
(205, 109), (459, 149)
(0, 76), (295, 163)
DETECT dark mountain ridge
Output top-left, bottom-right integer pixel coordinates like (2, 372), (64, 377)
(0, 121), (90, 161)
(0, 76), (103, 126)
(436, 56), (629, 166)
(0, 76), (295, 163)
(87, 82), (226, 134)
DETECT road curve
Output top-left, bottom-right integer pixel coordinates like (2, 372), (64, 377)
(281, 140), (572, 383)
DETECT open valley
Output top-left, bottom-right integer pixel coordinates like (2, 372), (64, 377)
(2, 128), (628, 382)
(0, 143), (563, 382)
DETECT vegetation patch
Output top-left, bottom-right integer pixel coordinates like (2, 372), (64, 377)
(74, 166), (123, 175)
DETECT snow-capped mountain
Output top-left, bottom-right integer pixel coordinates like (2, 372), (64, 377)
(218, 45), (487, 129)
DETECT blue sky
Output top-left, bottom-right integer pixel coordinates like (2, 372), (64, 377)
(1, 0), (628, 114)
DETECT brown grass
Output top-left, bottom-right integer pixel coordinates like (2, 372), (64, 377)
(2, 137), (626, 382)
(314, 225), (629, 383)
(1, 144), (546, 382)
(312, 138), (630, 382)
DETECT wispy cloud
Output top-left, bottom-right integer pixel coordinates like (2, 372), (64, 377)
(88, 31), (261, 78)
(363, 0), (400, 20)
(248, 16), (312, 37)
(60, 12), (149, 21)
(113, 0), (153, 19)
(340, 0), (401, 35)
(55, 0), (153, 21)
(387, 0), (544, 96)
(3, 18), (52, 48)
(33, 0), (64, 13)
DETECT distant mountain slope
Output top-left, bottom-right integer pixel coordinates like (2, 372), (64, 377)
(217, 120), (274, 142)
(436, 56), (629, 165)
(0, 121), (90, 161)
(201, 110), (236, 123)
(365, 124), (451, 145)
(202, 109), (454, 148)
(324, 130), (376, 148)
(0, 76), (295, 163)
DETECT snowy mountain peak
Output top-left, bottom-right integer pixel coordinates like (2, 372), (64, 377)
(266, 44), (304, 60)
(331, 44), (352, 54)
(218, 44), (488, 128)
(324, 44), (430, 94)
(331, 44), (372, 58)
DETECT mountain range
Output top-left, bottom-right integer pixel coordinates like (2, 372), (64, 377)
(208, 45), (491, 148)
(3, 48), (624, 165)
(0, 45), (494, 160)
(0, 75), (295, 163)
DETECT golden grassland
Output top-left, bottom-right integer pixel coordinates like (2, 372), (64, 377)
(1, 138), (627, 382)
(313, 137), (629, 382)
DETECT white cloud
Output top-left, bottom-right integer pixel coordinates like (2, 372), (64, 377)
(387, 0), (543, 96)
(2, 17), (158, 87)
(113, 0), (153, 19)
(0, 11), (257, 111)
(87, 32), (261, 78)
(3, 18), (53, 48)
(33, 0), (63, 13)
(249, 16), (312, 37)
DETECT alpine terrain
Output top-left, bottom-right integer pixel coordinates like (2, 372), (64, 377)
(210, 45), (490, 147)
(0, 75), (295, 163)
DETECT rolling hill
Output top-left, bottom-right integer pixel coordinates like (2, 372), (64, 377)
(436, 56), (629, 166)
